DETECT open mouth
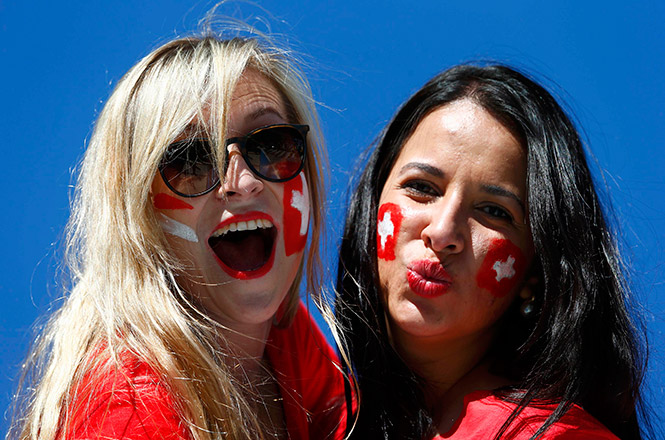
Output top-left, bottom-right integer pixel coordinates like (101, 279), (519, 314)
(208, 215), (277, 280)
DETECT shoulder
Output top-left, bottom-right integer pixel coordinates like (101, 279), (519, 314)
(67, 353), (190, 440)
(437, 391), (618, 439)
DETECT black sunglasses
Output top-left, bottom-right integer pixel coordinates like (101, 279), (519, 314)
(159, 124), (308, 197)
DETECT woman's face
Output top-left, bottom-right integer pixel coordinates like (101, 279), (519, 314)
(377, 98), (533, 353)
(151, 69), (310, 330)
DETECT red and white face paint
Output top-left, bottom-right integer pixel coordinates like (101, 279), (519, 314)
(375, 101), (534, 352)
(476, 238), (526, 298)
(153, 193), (198, 242)
(282, 172), (309, 256)
(377, 202), (403, 261)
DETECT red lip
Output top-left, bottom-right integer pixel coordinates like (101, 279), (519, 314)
(209, 211), (277, 280)
(406, 259), (452, 297)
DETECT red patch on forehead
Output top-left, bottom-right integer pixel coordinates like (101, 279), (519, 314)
(153, 193), (194, 210)
(376, 203), (403, 261)
(476, 238), (526, 298)
(283, 174), (308, 256)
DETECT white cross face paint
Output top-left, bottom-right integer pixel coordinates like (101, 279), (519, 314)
(291, 187), (308, 235)
(378, 211), (395, 249)
(159, 213), (199, 243)
(376, 203), (403, 261)
(477, 238), (526, 298)
(492, 255), (516, 282)
(283, 172), (309, 256)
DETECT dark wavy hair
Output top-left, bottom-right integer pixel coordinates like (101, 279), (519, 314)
(335, 64), (650, 440)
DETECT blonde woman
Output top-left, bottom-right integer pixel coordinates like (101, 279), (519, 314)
(10, 33), (345, 440)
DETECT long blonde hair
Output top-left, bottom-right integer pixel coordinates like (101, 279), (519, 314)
(10, 32), (327, 440)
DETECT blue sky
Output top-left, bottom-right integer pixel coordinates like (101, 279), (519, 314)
(1, 0), (663, 434)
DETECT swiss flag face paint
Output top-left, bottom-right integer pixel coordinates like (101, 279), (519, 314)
(153, 193), (194, 210)
(377, 203), (403, 261)
(283, 173), (309, 256)
(476, 238), (526, 298)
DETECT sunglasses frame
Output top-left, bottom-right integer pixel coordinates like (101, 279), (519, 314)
(158, 123), (309, 198)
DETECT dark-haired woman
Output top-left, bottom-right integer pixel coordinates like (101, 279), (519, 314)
(336, 64), (650, 439)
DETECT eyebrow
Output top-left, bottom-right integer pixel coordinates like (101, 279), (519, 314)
(246, 106), (287, 123)
(398, 162), (444, 178)
(481, 184), (525, 212)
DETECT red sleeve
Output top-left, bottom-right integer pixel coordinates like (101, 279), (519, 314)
(67, 358), (191, 440)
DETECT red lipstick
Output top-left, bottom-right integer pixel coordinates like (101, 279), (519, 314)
(208, 212), (277, 280)
(406, 259), (452, 297)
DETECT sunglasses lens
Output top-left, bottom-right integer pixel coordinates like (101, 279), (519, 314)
(159, 139), (219, 196)
(244, 126), (305, 181)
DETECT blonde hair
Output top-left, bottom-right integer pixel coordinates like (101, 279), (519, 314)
(10, 32), (327, 440)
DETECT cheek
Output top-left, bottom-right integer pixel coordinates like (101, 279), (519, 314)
(152, 193), (198, 243)
(377, 203), (403, 261)
(158, 214), (198, 243)
(476, 238), (526, 298)
(282, 173), (309, 256)
(153, 193), (194, 210)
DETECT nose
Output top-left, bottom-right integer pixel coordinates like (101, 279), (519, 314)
(219, 144), (264, 199)
(421, 194), (465, 255)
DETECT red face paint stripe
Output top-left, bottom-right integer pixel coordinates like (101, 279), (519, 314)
(153, 193), (194, 210)
(377, 203), (403, 261)
(283, 174), (308, 257)
(476, 238), (526, 298)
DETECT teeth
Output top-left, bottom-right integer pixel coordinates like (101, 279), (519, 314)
(211, 219), (274, 238)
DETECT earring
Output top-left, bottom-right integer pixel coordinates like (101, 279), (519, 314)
(520, 295), (536, 318)
(519, 277), (538, 318)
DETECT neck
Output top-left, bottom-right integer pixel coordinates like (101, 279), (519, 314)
(395, 330), (491, 400)
(218, 319), (273, 380)
(392, 327), (512, 433)
(219, 321), (287, 439)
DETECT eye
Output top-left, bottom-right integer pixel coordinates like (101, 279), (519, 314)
(400, 180), (440, 198)
(479, 204), (513, 221)
(163, 139), (214, 177)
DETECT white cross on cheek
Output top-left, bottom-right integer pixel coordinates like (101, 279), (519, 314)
(377, 212), (395, 249)
(290, 190), (308, 235)
(492, 255), (516, 282)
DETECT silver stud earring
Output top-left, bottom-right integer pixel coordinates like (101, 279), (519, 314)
(520, 295), (536, 318)
(519, 277), (538, 318)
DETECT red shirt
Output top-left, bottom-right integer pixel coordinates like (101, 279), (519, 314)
(434, 390), (618, 439)
(67, 302), (346, 439)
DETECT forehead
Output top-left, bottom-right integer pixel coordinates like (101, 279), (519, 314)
(394, 99), (526, 184)
(228, 69), (289, 129)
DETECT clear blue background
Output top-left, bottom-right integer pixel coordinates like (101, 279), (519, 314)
(1, 0), (663, 434)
